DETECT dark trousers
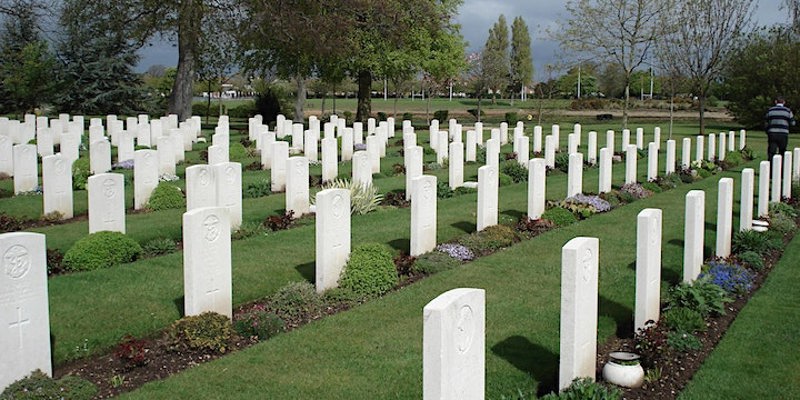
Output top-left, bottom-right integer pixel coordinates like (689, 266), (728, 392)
(768, 133), (788, 161)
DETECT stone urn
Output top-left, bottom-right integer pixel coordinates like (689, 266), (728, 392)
(602, 351), (645, 388)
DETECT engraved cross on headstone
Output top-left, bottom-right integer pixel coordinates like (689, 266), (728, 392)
(9, 306), (30, 349)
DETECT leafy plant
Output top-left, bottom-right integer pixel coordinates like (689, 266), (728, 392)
(498, 173), (514, 186)
(0, 212), (23, 233)
(540, 377), (621, 400)
(393, 253), (416, 276)
(412, 250), (462, 275)
(46, 248), (65, 276)
(435, 243), (475, 261)
(437, 180), (453, 199)
(662, 307), (706, 333)
(264, 211), (294, 231)
(269, 281), (324, 320)
(114, 335), (148, 368)
(619, 182), (653, 200)
(244, 179), (272, 198)
(313, 179), (382, 215)
(641, 181), (663, 193)
(232, 221), (267, 240)
(71, 157), (91, 190)
(542, 207), (578, 227)
(515, 217), (555, 238)
(165, 312), (233, 354)
(554, 152), (570, 172)
(500, 160), (528, 183)
(699, 260), (754, 295)
(234, 307), (284, 340)
(382, 190), (410, 207)
(635, 321), (669, 365)
(141, 237), (177, 258)
(736, 250), (764, 270)
(0, 370), (97, 400)
(433, 109), (448, 122)
(339, 243), (398, 299)
(63, 231), (143, 271)
(732, 230), (781, 256)
(666, 275), (731, 317)
(458, 225), (519, 256)
(147, 182), (185, 211)
(667, 331), (703, 352)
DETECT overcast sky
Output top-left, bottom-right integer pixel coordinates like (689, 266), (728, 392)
(136, 0), (790, 79)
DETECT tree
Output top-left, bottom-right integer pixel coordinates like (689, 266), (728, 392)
(195, 9), (239, 123)
(482, 14), (510, 103)
(510, 16), (533, 102)
(557, 65), (599, 98)
(420, 25), (467, 122)
(659, 0), (755, 134)
(556, 0), (672, 128)
(56, 0), (145, 115)
(721, 26), (800, 128)
(784, 0), (800, 33)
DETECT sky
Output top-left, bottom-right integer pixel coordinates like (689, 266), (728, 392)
(136, 0), (790, 79)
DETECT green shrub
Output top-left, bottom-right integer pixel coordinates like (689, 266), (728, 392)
(229, 142), (249, 162)
(243, 179), (272, 198)
(540, 377), (621, 400)
(0, 370), (97, 400)
(696, 168), (713, 178)
(192, 102), (221, 117)
(500, 160), (528, 183)
(769, 201), (798, 219)
(724, 151), (743, 166)
(768, 212), (797, 235)
(737, 250), (765, 270)
(641, 181), (662, 193)
(228, 102), (257, 118)
(554, 152), (570, 172)
(231, 221), (267, 240)
(412, 251), (462, 275)
(166, 312), (233, 353)
(147, 182), (185, 211)
(71, 157), (91, 190)
(141, 237), (177, 257)
(542, 207), (578, 227)
(313, 179), (382, 215)
(63, 231), (142, 271)
(504, 112), (519, 125)
(662, 307), (706, 333)
(467, 108), (485, 121)
(339, 243), (398, 299)
(667, 331), (702, 352)
(402, 112), (413, 122)
(322, 287), (362, 306)
(255, 85), (293, 124)
(433, 110), (448, 122)
(458, 225), (519, 256)
(667, 275), (731, 317)
(732, 230), (781, 256)
(498, 173), (513, 187)
(437, 181), (453, 199)
(269, 281), (324, 320)
(234, 308), (284, 340)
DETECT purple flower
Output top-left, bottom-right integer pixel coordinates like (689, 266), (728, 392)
(566, 194), (612, 212)
(699, 261), (753, 295)
(435, 243), (474, 261)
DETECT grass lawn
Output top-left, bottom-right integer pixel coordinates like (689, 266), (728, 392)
(678, 235), (800, 399)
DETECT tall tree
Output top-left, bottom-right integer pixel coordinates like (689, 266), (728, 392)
(195, 8), (239, 122)
(510, 16), (533, 102)
(482, 14), (510, 103)
(784, 0), (800, 32)
(557, 0), (672, 128)
(421, 25), (467, 122)
(659, 0), (754, 134)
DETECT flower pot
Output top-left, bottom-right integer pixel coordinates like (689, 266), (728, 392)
(602, 351), (644, 388)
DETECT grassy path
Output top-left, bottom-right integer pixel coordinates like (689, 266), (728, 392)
(119, 162), (757, 399)
(678, 235), (800, 399)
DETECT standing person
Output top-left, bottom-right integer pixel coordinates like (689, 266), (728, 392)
(765, 96), (795, 160)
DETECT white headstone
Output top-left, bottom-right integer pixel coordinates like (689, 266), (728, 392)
(352, 151), (373, 188)
(647, 142), (658, 182)
(606, 130), (615, 155)
(260, 131), (276, 170)
(544, 135), (555, 169)
(568, 134), (578, 155)
(622, 129), (630, 150)
(728, 130), (736, 152)
(528, 159), (546, 219)
(681, 138), (691, 169)
(271, 141), (289, 192)
(708, 134), (716, 160)
(500, 122), (509, 145)
(366, 135), (381, 174)
(465, 131), (477, 162)
(183, 207), (232, 318)
(574, 123), (582, 146)
(137, 122), (151, 148)
(305, 130), (319, 162)
(214, 162), (242, 230)
(286, 157), (310, 217)
(696, 135), (705, 162)
(207, 145), (228, 166)
(718, 132), (726, 161)
(315, 188), (351, 292)
(353, 122), (364, 145)
(411, 175), (438, 256)
(118, 131), (135, 164)
(551, 124), (560, 149)
(475, 122), (484, 145)
(185, 165), (217, 211)
(486, 138), (500, 170)
(291, 123), (304, 151)
(476, 165), (498, 231)
(42, 154), (73, 219)
(758, 161), (770, 218)
(653, 127), (661, 150)
(157, 136), (176, 176)
(771, 154), (782, 202)
(625, 145), (637, 184)
(533, 125), (542, 153)
(449, 142), (464, 190)
(36, 128), (53, 157)
(517, 136), (529, 167)
(437, 131), (449, 165)
(342, 128), (354, 161)
(567, 153), (583, 197)
(599, 148), (612, 194)
(88, 173), (125, 233)
(716, 178), (734, 258)
(739, 130), (746, 150)
(423, 288), (485, 400)
(559, 237), (599, 391)
(683, 190), (705, 282)
(636, 127), (644, 149)
(740, 168), (754, 232)
(587, 131), (597, 165)
(665, 140), (676, 175)
(321, 137), (338, 182)
(0, 232), (51, 390)
(60, 132), (80, 166)
(635, 209), (662, 333)
(367, 118), (376, 135)
(0, 134), (12, 176)
(88, 139), (110, 177)
(782, 151), (792, 199)
(794, 148), (800, 181)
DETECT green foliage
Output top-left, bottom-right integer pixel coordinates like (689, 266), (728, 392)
(228, 102), (257, 118)
(437, 180), (453, 198)
(255, 84), (293, 125)
(147, 183), (185, 211)
(192, 102), (220, 117)
(269, 281), (324, 320)
(667, 331), (703, 352)
(0, 212), (23, 233)
(0, 370), (97, 400)
(662, 307), (706, 333)
(768, 203), (798, 235)
(231, 221), (267, 240)
(63, 231), (142, 271)
(737, 251), (765, 271)
(732, 230), (781, 256)
(723, 151), (743, 167)
(322, 287), (362, 307)
(433, 110), (449, 122)
(458, 225), (519, 256)
(500, 160), (528, 183)
(769, 201), (799, 219)
(314, 179), (382, 215)
(244, 178), (272, 198)
(0, 41), (60, 114)
(554, 152), (570, 172)
(540, 377), (621, 400)
(141, 237), (177, 258)
(229, 142), (249, 162)
(412, 250), (462, 275)
(339, 243), (398, 299)
(510, 16), (533, 95)
(504, 112), (519, 124)
(641, 181), (662, 193)
(667, 275), (731, 317)
(542, 207), (578, 227)
(166, 312), (233, 354)
(467, 108), (485, 121)
(71, 158), (91, 190)
(234, 308), (284, 340)
(498, 172), (514, 187)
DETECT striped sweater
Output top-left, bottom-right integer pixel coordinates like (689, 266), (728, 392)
(765, 104), (795, 135)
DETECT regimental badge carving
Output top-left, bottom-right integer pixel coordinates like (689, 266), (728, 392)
(4, 245), (30, 279)
(422, 179), (433, 201)
(103, 178), (116, 199)
(203, 215), (221, 242)
(199, 168), (210, 186)
(455, 305), (474, 354)
(332, 194), (343, 219)
(581, 248), (593, 283)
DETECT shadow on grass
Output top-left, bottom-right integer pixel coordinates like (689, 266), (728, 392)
(491, 335), (558, 397)
(388, 238), (410, 253)
(173, 296), (185, 317)
(501, 209), (525, 221)
(599, 295), (634, 339)
(294, 261), (315, 283)
(452, 221), (476, 234)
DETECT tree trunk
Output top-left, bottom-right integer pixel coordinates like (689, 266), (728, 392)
(167, 1), (198, 122)
(426, 90), (431, 124)
(622, 83), (630, 129)
(698, 95), (706, 136)
(356, 70), (371, 122)
(477, 97), (482, 122)
(205, 80), (212, 125)
(294, 74), (306, 123)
